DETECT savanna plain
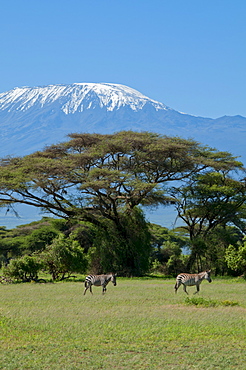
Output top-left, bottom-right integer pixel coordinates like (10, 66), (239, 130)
(0, 277), (245, 370)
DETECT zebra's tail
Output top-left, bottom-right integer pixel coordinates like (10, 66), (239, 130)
(174, 280), (179, 293)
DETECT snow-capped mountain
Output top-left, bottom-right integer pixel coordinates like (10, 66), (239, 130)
(0, 82), (246, 162)
(0, 82), (169, 156)
(0, 83), (166, 113)
(1, 82), (246, 229)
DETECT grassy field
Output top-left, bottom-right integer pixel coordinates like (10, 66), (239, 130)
(1, 276), (245, 370)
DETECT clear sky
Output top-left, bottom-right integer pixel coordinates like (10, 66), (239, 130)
(1, 0), (246, 119)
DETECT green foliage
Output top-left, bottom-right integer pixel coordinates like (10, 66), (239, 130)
(220, 300), (240, 306)
(172, 172), (246, 238)
(88, 208), (151, 276)
(203, 226), (243, 275)
(0, 235), (28, 260)
(40, 233), (88, 280)
(0, 218), (63, 264)
(149, 223), (189, 275)
(166, 252), (188, 275)
(0, 132), (245, 277)
(67, 221), (97, 253)
(225, 241), (246, 275)
(185, 296), (239, 307)
(1, 229), (89, 282)
(171, 172), (246, 271)
(3, 254), (44, 281)
(25, 226), (59, 253)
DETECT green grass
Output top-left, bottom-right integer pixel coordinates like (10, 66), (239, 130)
(1, 277), (246, 369)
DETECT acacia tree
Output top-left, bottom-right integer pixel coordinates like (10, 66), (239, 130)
(170, 172), (246, 271)
(0, 131), (243, 274)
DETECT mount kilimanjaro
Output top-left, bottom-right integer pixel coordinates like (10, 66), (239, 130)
(0, 82), (246, 164)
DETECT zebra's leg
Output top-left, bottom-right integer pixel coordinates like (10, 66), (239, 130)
(102, 285), (107, 294)
(89, 284), (93, 295)
(194, 284), (200, 294)
(183, 284), (189, 295)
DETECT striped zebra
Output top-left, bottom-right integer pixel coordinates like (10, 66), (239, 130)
(174, 270), (212, 294)
(83, 273), (117, 295)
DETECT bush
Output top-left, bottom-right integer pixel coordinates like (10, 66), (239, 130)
(3, 255), (44, 282)
(40, 234), (88, 281)
(225, 243), (246, 275)
(185, 296), (239, 307)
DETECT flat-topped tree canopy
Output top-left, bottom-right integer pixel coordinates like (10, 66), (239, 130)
(0, 131), (243, 226)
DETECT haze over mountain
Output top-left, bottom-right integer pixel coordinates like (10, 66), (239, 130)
(0, 82), (246, 228)
(1, 82), (246, 164)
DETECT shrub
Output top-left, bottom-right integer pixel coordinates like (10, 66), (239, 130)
(40, 234), (88, 281)
(3, 255), (44, 282)
(185, 296), (239, 307)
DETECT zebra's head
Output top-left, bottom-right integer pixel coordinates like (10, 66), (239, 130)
(110, 273), (117, 286)
(205, 270), (212, 283)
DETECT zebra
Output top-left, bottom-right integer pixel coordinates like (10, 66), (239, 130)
(174, 270), (212, 294)
(83, 273), (117, 295)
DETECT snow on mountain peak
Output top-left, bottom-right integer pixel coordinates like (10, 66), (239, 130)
(0, 82), (168, 114)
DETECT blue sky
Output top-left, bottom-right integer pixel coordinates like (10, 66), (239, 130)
(1, 0), (246, 119)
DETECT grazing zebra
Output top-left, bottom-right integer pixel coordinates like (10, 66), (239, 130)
(83, 273), (117, 295)
(174, 270), (212, 294)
